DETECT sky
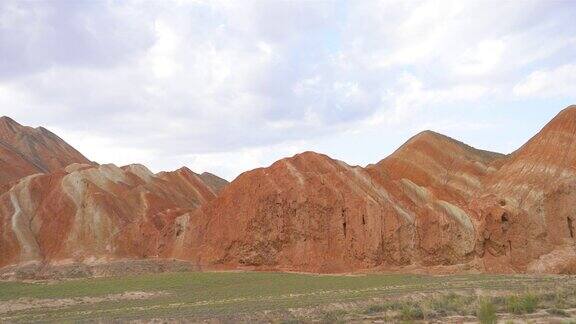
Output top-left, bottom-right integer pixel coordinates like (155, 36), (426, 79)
(1, 0), (575, 181)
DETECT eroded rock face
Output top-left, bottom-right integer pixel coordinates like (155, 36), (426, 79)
(474, 106), (576, 273)
(366, 131), (504, 267)
(3, 106), (576, 274)
(176, 152), (418, 272)
(0, 117), (229, 269)
(0, 163), (226, 267)
(178, 134), (501, 272)
(0, 116), (91, 186)
(176, 106), (576, 274)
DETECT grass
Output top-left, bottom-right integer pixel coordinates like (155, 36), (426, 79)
(364, 303), (388, 314)
(505, 293), (538, 314)
(320, 309), (347, 323)
(427, 292), (475, 316)
(477, 298), (497, 324)
(399, 303), (424, 321)
(0, 272), (573, 322)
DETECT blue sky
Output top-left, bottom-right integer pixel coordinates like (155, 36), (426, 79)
(1, 0), (575, 180)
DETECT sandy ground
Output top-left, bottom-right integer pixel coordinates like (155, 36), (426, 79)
(0, 291), (166, 314)
(0, 259), (198, 281)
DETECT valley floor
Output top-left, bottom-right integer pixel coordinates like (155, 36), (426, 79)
(0, 271), (575, 323)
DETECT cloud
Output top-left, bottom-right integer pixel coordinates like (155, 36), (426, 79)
(0, 0), (575, 178)
(453, 40), (506, 76)
(365, 73), (489, 126)
(0, 0), (154, 78)
(182, 141), (306, 181)
(513, 64), (576, 97)
(47, 126), (159, 168)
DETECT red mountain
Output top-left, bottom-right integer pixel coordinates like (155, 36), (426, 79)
(0, 118), (228, 268)
(0, 163), (227, 268)
(175, 106), (576, 274)
(2, 107), (576, 275)
(0, 116), (91, 186)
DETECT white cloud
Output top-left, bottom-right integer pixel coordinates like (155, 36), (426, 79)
(183, 141), (307, 181)
(513, 64), (576, 97)
(0, 0), (575, 178)
(148, 20), (181, 78)
(47, 127), (159, 168)
(366, 73), (489, 126)
(411, 120), (496, 134)
(453, 39), (506, 76)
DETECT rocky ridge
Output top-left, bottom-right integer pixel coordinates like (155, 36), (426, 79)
(2, 107), (576, 274)
(175, 106), (576, 274)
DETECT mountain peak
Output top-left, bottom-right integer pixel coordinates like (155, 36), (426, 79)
(558, 104), (576, 113)
(413, 129), (441, 137)
(0, 116), (18, 123)
(0, 116), (23, 131)
(0, 117), (91, 184)
(405, 129), (452, 146)
(175, 166), (196, 175)
(540, 104), (576, 133)
(394, 129), (502, 162)
(290, 150), (325, 159)
(503, 104), (576, 168)
(409, 129), (466, 146)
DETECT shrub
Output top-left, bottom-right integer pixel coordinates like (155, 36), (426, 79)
(321, 309), (347, 323)
(506, 294), (538, 314)
(553, 291), (567, 309)
(477, 299), (497, 324)
(521, 294), (537, 313)
(385, 300), (405, 310)
(429, 292), (474, 315)
(399, 304), (424, 321)
(506, 295), (522, 314)
(364, 300), (404, 314)
(364, 304), (387, 314)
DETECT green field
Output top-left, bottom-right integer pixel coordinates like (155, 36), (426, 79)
(1, 271), (575, 322)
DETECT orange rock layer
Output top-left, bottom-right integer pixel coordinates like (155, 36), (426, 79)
(2, 106), (576, 274)
(0, 163), (226, 267)
(174, 106), (576, 274)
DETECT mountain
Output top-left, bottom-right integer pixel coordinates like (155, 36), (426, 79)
(0, 116), (91, 186)
(176, 146), (497, 272)
(0, 117), (228, 269)
(0, 163), (226, 268)
(2, 107), (576, 275)
(369, 130), (504, 203)
(175, 151), (416, 272)
(175, 106), (576, 274)
(475, 105), (576, 273)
